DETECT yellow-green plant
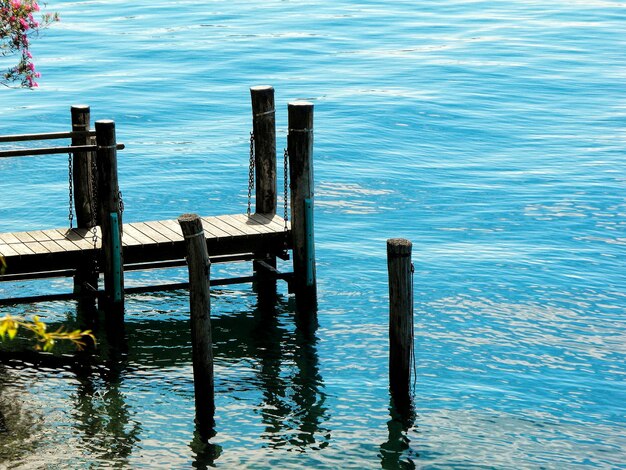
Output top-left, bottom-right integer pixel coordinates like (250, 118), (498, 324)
(0, 314), (95, 351)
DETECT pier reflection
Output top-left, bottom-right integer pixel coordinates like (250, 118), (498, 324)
(251, 298), (330, 451)
(70, 326), (141, 467)
(379, 397), (418, 469)
(1, 290), (330, 465)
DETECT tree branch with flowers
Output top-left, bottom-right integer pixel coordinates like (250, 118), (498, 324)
(1, 0), (59, 88)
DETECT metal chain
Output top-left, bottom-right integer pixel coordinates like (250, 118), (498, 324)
(89, 148), (99, 255)
(118, 190), (124, 214)
(410, 261), (416, 392)
(68, 152), (74, 229)
(247, 132), (255, 216)
(283, 147), (289, 232)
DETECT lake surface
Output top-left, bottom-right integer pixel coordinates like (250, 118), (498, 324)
(1, 0), (625, 468)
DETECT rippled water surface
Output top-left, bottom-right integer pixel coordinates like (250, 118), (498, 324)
(1, 0), (625, 468)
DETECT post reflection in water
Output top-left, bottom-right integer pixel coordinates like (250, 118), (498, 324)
(250, 297), (330, 451)
(70, 324), (142, 467)
(379, 396), (418, 469)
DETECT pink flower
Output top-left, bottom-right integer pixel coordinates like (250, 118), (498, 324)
(19, 17), (29, 30)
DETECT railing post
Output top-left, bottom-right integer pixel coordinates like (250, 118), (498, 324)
(95, 120), (124, 318)
(71, 105), (98, 297)
(178, 213), (215, 440)
(387, 238), (414, 412)
(251, 86), (278, 303)
(288, 101), (317, 314)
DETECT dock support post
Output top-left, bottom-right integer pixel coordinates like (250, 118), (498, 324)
(251, 85), (278, 302)
(288, 101), (317, 314)
(71, 105), (98, 297)
(95, 120), (124, 318)
(178, 213), (215, 440)
(387, 238), (414, 412)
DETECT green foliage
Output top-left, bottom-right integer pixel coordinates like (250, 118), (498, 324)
(0, 314), (96, 351)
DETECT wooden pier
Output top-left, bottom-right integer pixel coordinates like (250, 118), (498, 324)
(0, 86), (317, 314)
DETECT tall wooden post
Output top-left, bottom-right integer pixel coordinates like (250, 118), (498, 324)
(251, 86), (278, 302)
(387, 238), (414, 411)
(288, 101), (317, 313)
(71, 105), (98, 296)
(178, 213), (215, 439)
(95, 120), (124, 317)
(251, 85), (277, 215)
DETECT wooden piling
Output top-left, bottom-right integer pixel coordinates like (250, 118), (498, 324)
(71, 105), (98, 296)
(387, 238), (413, 409)
(178, 213), (215, 439)
(95, 120), (124, 316)
(251, 86), (278, 301)
(288, 101), (317, 313)
(251, 85), (277, 215)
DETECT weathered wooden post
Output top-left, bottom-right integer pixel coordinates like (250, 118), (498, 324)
(251, 85), (277, 215)
(95, 120), (124, 317)
(71, 105), (98, 296)
(178, 213), (215, 439)
(288, 101), (317, 313)
(387, 238), (414, 411)
(251, 86), (278, 301)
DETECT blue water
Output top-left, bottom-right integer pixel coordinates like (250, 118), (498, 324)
(1, 0), (625, 468)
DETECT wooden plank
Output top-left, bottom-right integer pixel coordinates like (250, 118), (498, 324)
(8, 231), (51, 254)
(221, 214), (265, 235)
(34, 237), (66, 254)
(51, 229), (83, 251)
(5, 241), (34, 256)
(145, 221), (181, 243)
(123, 223), (157, 246)
(200, 217), (231, 238)
(121, 229), (143, 247)
(22, 241), (53, 255)
(42, 229), (80, 252)
(154, 219), (185, 240)
(12, 231), (37, 244)
(0, 243), (19, 257)
(61, 228), (95, 250)
(230, 213), (277, 234)
(30, 230), (64, 253)
(132, 222), (173, 245)
(253, 213), (289, 231)
(209, 216), (248, 237)
(0, 233), (22, 245)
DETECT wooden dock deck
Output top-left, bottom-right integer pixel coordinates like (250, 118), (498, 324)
(1, 87), (316, 312)
(0, 213), (289, 279)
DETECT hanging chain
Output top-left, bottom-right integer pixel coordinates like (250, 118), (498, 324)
(118, 190), (125, 214)
(68, 152), (74, 229)
(283, 147), (289, 233)
(410, 261), (417, 392)
(247, 132), (255, 216)
(89, 145), (99, 257)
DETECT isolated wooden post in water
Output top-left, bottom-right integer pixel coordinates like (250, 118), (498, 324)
(251, 85), (278, 300)
(71, 105), (98, 295)
(387, 238), (414, 408)
(178, 213), (215, 438)
(95, 120), (124, 316)
(288, 101), (317, 313)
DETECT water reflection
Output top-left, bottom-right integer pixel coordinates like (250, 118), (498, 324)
(379, 397), (418, 469)
(70, 326), (141, 467)
(1, 291), (331, 465)
(250, 299), (330, 451)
